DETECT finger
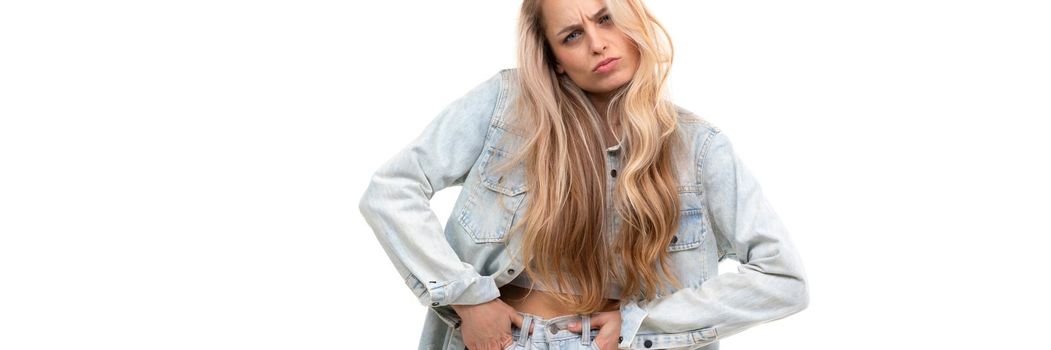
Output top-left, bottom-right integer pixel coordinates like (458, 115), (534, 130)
(570, 310), (617, 333)
(597, 320), (618, 338)
(567, 314), (592, 333)
(595, 317), (622, 348)
(509, 310), (524, 329)
(568, 323), (583, 333)
(589, 311), (610, 327)
(494, 336), (513, 350)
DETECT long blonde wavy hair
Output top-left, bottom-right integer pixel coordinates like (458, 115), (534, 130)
(493, 0), (683, 314)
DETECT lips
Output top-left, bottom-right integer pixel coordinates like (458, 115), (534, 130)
(593, 57), (621, 72)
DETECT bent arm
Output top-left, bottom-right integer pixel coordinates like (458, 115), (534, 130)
(618, 130), (810, 349)
(357, 71), (509, 327)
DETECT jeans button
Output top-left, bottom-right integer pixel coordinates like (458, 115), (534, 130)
(644, 339), (653, 348)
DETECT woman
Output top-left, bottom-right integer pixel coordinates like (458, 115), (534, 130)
(358, 0), (810, 349)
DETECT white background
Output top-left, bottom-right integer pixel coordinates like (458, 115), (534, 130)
(2, 1), (1049, 349)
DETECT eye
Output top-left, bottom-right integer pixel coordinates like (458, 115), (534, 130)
(563, 31), (581, 44)
(599, 14), (612, 24)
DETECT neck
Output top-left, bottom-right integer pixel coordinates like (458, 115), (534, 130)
(587, 92), (614, 123)
(587, 91), (621, 148)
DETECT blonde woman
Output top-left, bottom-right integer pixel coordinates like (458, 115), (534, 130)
(358, 0), (809, 349)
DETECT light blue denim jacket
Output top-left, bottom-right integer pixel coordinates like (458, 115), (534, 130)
(358, 68), (809, 349)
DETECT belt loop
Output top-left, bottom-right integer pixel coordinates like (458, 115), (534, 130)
(580, 313), (592, 346)
(516, 315), (534, 347)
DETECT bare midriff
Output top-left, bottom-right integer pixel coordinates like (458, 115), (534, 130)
(498, 284), (621, 320)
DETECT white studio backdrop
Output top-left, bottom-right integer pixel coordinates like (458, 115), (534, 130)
(1, 1), (1049, 349)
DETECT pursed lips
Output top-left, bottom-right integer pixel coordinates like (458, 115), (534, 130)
(593, 57), (620, 72)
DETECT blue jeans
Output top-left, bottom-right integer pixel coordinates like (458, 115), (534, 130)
(504, 311), (603, 350)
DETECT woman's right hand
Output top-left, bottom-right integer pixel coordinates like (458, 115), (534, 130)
(452, 299), (525, 350)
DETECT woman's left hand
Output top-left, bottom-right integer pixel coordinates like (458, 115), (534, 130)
(567, 310), (622, 350)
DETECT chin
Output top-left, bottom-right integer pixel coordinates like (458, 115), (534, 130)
(575, 70), (633, 95)
(594, 76), (632, 94)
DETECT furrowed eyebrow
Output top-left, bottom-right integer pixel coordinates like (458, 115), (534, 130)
(555, 7), (609, 37)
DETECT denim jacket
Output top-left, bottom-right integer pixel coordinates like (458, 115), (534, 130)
(358, 68), (809, 349)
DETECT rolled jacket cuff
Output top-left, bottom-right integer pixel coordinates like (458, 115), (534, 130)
(422, 269), (500, 307)
(423, 270), (500, 330)
(618, 298), (648, 348)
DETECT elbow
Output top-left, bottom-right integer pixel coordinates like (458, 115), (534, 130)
(358, 188), (369, 212)
(358, 179), (378, 216)
(789, 275), (810, 315)
(358, 192), (370, 217)
(772, 269), (809, 318)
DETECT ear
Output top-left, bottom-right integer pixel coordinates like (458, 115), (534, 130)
(555, 62), (565, 74)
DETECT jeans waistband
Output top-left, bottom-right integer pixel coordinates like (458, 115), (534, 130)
(512, 311), (596, 346)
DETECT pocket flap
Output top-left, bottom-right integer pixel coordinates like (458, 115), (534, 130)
(479, 145), (527, 196)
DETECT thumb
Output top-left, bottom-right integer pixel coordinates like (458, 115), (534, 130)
(509, 310), (524, 329)
(567, 313), (605, 333)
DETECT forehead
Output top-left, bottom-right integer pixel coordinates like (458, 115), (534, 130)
(541, 0), (606, 29)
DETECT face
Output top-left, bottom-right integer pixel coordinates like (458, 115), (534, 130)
(541, 0), (640, 98)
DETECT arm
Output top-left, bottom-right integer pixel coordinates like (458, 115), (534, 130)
(357, 71), (508, 327)
(617, 130), (810, 349)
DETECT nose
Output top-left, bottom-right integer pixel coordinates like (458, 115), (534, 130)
(590, 33), (608, 54)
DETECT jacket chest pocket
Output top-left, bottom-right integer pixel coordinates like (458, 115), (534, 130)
(666, 188), (711, 284)
(668, 188), (707, 252)
(458, 145), (528, 243)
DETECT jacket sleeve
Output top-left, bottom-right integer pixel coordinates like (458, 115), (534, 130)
(617, 130), (810, 349)
(357, 71), (507, 319)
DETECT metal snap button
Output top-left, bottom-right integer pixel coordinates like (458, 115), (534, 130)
(548, 324), (559, 334)
(431, 302), (439, 306)
(644, 339), (653, 348)
(497, 175), (504, 184)
(671, 235), (678, 244)
(611, 169), (617, 177)
(508, 269), (515, 274)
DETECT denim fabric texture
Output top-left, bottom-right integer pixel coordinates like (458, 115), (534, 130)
(504, 312), (604, 350)
(358, 68), (809, 349)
